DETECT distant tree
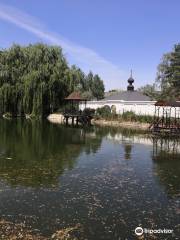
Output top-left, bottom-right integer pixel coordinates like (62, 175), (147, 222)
(86, 71), (94, 91)
(68, 65), (86, 92)
(85, 71), (105, 100)
(108, 89), (122, 93)
(91, 74), (105, 100)
(105, 89), (122, 98)
(156, 53), (171, 90)
(137, 84), (158, 100)
(81, 90), (93, 100)
(156, 43), (180, 99)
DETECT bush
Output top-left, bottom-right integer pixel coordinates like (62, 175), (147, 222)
(122, 111), (137, 121)
(95, 108), (153, 123)
(83, 108), (95, 116)
(96, 106), (111, 118)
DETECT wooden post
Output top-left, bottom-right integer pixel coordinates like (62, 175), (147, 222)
(169, 107), (171, 128)
(66, 117), (68, 126)
(162, 107), (165, 128)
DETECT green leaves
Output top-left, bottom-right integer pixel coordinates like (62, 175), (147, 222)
(0, 43), (105, 116)
(137, 84), (158, 100)
(156, 43), (180, 99)
(0, 43), (69, 116)
(91, 74), (105, 100)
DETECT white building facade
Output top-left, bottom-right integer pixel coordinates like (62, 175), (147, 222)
(80, 75), (156, 116)
(83, 100), (156, 116)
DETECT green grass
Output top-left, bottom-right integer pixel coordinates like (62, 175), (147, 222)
(95, 108), (153, 124)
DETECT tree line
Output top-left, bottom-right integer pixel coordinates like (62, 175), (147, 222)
(0, 43), (105, 117)
(138, 43), (180, 100)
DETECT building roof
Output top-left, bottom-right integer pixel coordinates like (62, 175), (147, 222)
(103, 72), (152, 102)
(103, 90), (151, 101)
(65, 92), (87, 101)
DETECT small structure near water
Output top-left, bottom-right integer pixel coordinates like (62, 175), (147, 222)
(63, 92), (94, 126)
(150, 100), (180, 135)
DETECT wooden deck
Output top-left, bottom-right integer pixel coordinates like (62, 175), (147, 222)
(150, 101), (180, 136)
(63, 111), (93, 126)
(150, 117), (180, 135)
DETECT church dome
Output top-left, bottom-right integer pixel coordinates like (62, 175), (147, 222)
(127, 70), (134, 91)
(128, 77), (134, 84)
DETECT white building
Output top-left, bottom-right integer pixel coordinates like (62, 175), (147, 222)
(81, 74), (156, 116)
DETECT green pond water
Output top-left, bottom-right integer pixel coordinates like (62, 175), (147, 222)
(0, 119), (179, 239)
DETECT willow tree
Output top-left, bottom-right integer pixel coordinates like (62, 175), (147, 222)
(0, 43), (105, 116)
(0, 43), (70, 116)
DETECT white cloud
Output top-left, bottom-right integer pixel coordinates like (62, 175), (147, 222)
(0, 3), (126, 90)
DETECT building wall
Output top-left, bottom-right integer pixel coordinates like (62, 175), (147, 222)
(80, 100), (156, 116)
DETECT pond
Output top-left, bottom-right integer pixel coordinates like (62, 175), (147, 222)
(0, 119), (179, 239)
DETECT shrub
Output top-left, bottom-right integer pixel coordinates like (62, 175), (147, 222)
(83, 108), (95, 116)
(95, 108), (153, 123)
(122, 111), (137, 121)
(96, 106), (111, 118)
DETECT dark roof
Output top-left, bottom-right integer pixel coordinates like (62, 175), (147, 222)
(65, 92), (87, 101)
(103, 91), (151, 101)
(155, 100), (180, 107)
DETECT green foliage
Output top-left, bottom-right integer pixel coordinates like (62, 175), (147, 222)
(156, 43), (180, 99)
(82, 108), (95, 116)
(96, 105), (111, 118)
(90, 74), (105, 100)
(65, 68), (105, 100)
(137, 84), (159, 100)
(81, 90), (93, 100)
(121, 111), (153, 123)
(0, 43), (105, 117)
(121, 111), (136, 121)
(0, 43), (69, 116)
(86, 72), (105, 100)
(95, 108), (153, 123)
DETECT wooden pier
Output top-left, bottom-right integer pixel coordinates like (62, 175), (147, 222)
(63, 112), (93, 126)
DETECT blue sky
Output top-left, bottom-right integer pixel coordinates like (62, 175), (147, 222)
(0, 0), (179, 90)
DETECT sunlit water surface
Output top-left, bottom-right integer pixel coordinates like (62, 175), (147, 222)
(0, 120), (179, 239)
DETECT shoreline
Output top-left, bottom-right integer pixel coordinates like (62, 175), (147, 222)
(47, 114), (150, 131)
(1, 113), (151, 132)
(47, 113), (64, 124)
(92, 119), (150, 131)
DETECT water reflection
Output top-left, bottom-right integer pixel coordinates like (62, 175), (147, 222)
(152, 137), (180, 196)
(106, 129), (180, 196)
(0, 121), (179, 197)
(0, 121), (179, 239)
(0, 120), (102, 187)
(124, 144), (132, 160)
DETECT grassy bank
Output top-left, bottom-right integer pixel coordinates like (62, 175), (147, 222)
(92, 119), (150, 131)
(93, 107), (153, 131)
